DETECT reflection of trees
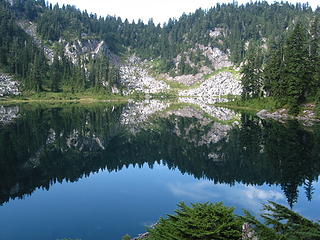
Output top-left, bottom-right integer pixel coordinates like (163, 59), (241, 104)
(0, 106), (320, 207)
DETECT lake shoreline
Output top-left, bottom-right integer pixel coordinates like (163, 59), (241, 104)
(214, 99), (320, 125)
(0, 97), (129, 104)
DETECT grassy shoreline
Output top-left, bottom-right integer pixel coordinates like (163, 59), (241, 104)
(0, 91), (131, 103)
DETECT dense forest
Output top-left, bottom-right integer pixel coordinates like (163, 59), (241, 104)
(241, 17), (320, 114)
(1, 0), (320, 111)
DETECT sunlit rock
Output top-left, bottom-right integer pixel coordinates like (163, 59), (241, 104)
(179, 71), (242, 98)
(120, 56), (169, 95)
(0, 74), (20, 97)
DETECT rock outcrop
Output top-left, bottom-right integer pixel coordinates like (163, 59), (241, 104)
(63, 38), (115, 65)
(17, 20), (55, 62)
(0, 73), (20, 97)
(198, 45), (233, 70)
(120, 56), (170, 95)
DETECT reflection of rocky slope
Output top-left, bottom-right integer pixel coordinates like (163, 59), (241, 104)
(120, 100), (170, 133)
(0, 105), (20, 124)
(179, 97), (240, 122)
(164, 106), (234, 147)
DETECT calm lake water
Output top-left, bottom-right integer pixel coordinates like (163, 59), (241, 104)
(0, 101), (319, 240)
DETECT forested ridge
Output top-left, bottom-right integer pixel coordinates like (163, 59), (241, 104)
(1, 0), (320, 103)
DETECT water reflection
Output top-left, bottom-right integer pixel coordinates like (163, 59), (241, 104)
(0, 102), (319, 210)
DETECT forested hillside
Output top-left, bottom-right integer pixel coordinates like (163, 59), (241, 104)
(0, 0), (319, 99)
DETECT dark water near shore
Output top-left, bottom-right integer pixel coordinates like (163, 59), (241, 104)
(0, 102), (319, 240)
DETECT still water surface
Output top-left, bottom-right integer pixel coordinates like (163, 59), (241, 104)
(0, 102), (319, 240)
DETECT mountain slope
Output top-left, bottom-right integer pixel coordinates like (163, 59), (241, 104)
(0, 0), (318, 97)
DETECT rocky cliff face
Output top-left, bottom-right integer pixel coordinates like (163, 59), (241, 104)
(63, 38), (115, 65)
(0, 73), (20, 97)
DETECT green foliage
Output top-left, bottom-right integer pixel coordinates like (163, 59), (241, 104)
(315, 91), (320, 117)
(242, 201), (320, 240)
(282, 22), (311, 114)
(121, 234), (131, 240)
(145, 201), (320, 240)
(203, 67), (239, 80)
(241, 19), (319, 115)
(146, 202), (243, 240)
(152, 59), (175, 74)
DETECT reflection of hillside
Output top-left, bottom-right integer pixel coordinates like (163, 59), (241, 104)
(120, 100), (170, 134)
(162, 106), (233, 146)
(0, 104), (319, 207)
(179, 97), (240, 122)
(0, 106), (19, 124)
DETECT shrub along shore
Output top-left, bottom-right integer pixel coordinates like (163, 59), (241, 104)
(124, 201), (320, 240)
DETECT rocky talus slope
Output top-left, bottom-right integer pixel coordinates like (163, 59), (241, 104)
(0, 73), (20, 97)
(120, 56), (170, 95)
(179, 71), (241, 97)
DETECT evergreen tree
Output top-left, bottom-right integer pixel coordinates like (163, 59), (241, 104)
(283, 22), (311, 114)
(148, 202), (243, 240)
(29, 53), (44, 92)
(310, 16), (320, 95)
(241, 42), (263, 100)
(263, 39), (285, 99)
(49, 54), (61, 92)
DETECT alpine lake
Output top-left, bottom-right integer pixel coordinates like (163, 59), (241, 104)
(0, 100), (319, 240)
